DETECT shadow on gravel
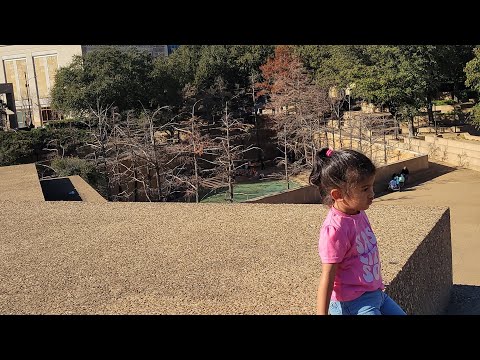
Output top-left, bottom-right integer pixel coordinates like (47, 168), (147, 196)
(407, 162), (457, 187)
(444, 284), (480, 315)
(375, 161), (457, 198)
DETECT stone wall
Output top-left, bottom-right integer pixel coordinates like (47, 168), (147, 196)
(68, 175), (106, 202)
(385, 208), (452, 315)
(392, 135), (480, 171)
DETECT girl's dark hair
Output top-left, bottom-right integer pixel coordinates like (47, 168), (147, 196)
(309, 147), (376, 206)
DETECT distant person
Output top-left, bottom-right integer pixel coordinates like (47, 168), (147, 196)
(400, 166), (409, 182)
(388, 173), (400, 191)
(397, 173), (405, 189)
(310, 147), (406, 315)
(389, 178), (399, 191)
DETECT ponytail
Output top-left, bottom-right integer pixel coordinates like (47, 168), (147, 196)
(309, 147), (333, 187)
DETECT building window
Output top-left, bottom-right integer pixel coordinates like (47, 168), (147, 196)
(15, 110), (27, 128)
(33, 54), (58, 100)
(3, 59), (34, 126)
(3, 58), (28, 102)
(41, 107), (63, 123)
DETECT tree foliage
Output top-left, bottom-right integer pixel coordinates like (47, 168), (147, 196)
(161, 45), (273, 92)
(465, 47), (480, 93)
(259, 46), (330, 185)
(51, 46), (158, 114)
(0, 128), (87, 166)
(465, 47), (480, 128)
(293, 45), (475, 136)
(50, 156), (104, 192)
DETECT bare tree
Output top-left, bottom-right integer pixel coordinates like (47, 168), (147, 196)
(83, 98), (116, 200)
(203, 92), (257, 202)
(170, 99), (215, 203)
(263, 53), (329, 188)
(129, 105), (180, 202)
(349, 113), (399, 165)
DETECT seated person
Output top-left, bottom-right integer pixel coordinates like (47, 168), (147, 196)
(388, 174), (400, 191)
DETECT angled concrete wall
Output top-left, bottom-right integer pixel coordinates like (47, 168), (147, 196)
(0, 162), (453, 315)
(383, 208), (452, 315)
(68, 175), (106, 203)
(0, 163), (44, 201)
(0, 201), (451, 315)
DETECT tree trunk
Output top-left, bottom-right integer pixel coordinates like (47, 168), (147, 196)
(408, 116), (415, 138)
(100, 142), (111, 201)
(427, 96), (434, 126)
(284, 125), (289, 190)
(133, 168), (138, 201)
(452, 82), (457, 102)
(252, 77), (262, 165)
(226, 101), (234, 203)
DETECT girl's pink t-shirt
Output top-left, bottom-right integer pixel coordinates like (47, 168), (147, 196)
(318, 206), (385, 301)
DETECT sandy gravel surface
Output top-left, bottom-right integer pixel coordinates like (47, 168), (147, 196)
(374, 162), (480, 314)
(375, 163), (480, 285)
(0, 201), (447, 314)
(68, 175), (106, 202)
(0, 164), (44, 201)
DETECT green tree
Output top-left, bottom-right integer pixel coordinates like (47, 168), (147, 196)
(465, 46), (480, 128)
(295, 45), (474, 137)
(465, 47), (480, 93)
(437, 45), (474, 100)
(162, 45), (204, 88)
(163, 45), (273, 93)
(51, 46), (158, 115)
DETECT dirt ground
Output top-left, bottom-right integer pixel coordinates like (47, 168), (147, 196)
(373, 161), (480, 314)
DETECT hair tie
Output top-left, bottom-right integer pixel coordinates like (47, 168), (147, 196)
(326, 149), (333, 157)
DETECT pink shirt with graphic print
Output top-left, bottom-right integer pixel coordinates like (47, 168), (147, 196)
(318, 206), (385, 301)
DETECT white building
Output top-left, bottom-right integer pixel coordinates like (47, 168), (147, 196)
(0, 45), (168, 128)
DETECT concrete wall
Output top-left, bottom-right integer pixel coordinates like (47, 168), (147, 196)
(434, 104), (455, 113)
(247, 153), (429, 204)
(385, 208), (452, 315)
(0, 164), (105, 203)
(69, 175), (106, 203)
(0, 162), (453, 315)
(0, 163), (44, 201)
(0, 201), (452, 314)
(463, 133), (480, 142)
(373, 152), (428, 194)
(392, 135), (480, 171)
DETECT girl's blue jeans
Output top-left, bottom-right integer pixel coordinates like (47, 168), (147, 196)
(329, 289), (406, 315)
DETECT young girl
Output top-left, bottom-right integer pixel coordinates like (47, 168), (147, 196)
(310, 147), (406, 315)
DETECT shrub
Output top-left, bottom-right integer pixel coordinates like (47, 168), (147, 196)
(50, 157), (106, 196)
(0, 127), (89, 166)
(433, 99), (455, 106)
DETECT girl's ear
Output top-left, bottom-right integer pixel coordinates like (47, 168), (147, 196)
(330, 188), (343, 201)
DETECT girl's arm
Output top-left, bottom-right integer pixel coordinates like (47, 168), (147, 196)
(316, 263), (338, 315)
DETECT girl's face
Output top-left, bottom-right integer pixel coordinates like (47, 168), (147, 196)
(335, 175), (376, 215)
